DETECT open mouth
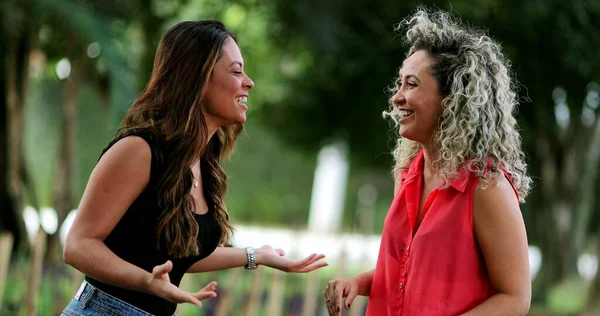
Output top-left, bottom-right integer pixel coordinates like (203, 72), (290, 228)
(399, 109), (414, 119)
(235, 96), (248, 104)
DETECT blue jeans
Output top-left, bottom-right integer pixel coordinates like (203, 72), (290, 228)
(61, 280), (169, 316)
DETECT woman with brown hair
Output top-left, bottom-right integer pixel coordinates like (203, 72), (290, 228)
(61, 20), (327, 316)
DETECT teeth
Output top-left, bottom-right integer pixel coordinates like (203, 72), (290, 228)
(399, 110), (413, 117)
(236, 96), (248, 103)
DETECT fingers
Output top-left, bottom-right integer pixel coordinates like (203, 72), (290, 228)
(166, 288), (204, 308)
(186, 296), (203, 309)
(335, 280), (345, 315)
(191, 281), (218, 300)
(152, 260), (172, 276)
(291, 254), (328, 273)
(344, 285), (358, 310)
(200, 281), (217, 292)
(324, 282), (336, 315)
(295, 260), (329, 273)
(324, 280), (343, 316)
(292, 253), (317, 268)
(295, 253), (321, 267)
(194, 290), (217, 300)
(173, 283), (218, 308)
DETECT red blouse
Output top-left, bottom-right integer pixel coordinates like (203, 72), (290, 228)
(366, 150), (516, 315)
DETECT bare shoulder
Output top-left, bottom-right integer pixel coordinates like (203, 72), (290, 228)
(102, 136), (152, 163)
(472, 172), (531, 304)
(91, 135), (153, 193)
(473, 175), (523, 230)
(474, 172), (519, 213)
(70, 136), (154, 241)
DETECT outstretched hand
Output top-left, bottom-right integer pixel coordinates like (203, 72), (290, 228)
(146, 260), (217, 308)
(256, 245), (328, 273)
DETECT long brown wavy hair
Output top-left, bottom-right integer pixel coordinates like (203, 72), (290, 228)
(119, 20), (239, 258)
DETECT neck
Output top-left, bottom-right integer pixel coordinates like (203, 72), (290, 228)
(421, 144), (438, 179)
(199, 122), (218, 154)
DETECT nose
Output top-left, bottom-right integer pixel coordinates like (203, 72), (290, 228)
(392, 89), (405, 107)
(243, 75), (255, 90)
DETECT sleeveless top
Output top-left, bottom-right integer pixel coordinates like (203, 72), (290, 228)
(85, 129), (222, 316)
(367, 150), (519, 315)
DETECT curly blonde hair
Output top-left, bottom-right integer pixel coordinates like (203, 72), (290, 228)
(383, 7), (531, 201)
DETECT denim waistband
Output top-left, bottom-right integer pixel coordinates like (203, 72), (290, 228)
(73, 280), (155, 316)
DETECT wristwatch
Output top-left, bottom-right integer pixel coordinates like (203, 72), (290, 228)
(245, 247), (258, 270)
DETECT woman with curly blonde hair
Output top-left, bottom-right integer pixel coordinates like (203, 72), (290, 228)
(324, 7), (531, 316)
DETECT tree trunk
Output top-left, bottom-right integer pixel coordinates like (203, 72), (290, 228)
(138, 0), (163, 91)
(571, 118), (600, 259)
(532, 101), (600, 304)
(24, 228), (46, 316)
(531, 135), (580, 301)
(590, 235), (600, 303)
(48, 40), (82, 264)
(532, 203), (572, 301)
(1, 11), (35, 254)
(0, 22), (21, 245)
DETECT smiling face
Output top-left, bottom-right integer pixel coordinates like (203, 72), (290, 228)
(202, 37), (255, 130)
(392, 50), (444, 145)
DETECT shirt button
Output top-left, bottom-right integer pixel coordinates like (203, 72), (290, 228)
(405, 245), (410, 251)
(399, 282), (404, 289)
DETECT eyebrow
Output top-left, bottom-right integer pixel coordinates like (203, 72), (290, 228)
(230, 61), (243, 68)
(395, 73), (421, 86)
(402, 74), (421, 82)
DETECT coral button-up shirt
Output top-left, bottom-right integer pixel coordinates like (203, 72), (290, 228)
(367, 150), (506, 315)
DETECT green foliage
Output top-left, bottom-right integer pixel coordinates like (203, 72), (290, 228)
(23, 78), (62, 208)
(30, 0), (138, 124)
(547, 277), (588, 314)
(225, 122), (316, 227)
(1, 258), (74, 315)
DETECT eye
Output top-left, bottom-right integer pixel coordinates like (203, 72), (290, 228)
(407, 82), (417, 87)
(233, 71), (242, 76)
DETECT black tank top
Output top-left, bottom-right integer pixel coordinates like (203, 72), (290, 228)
(85, 129), (222, 316)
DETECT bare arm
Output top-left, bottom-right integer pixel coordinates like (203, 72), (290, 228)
(187, 247), (247, 273)
(350, 270), (374, 296)
(63, 137), (215, 306)
(64, 136), (153, 292)
(187, 246), (327, 273)
(462, 175), (531, 316)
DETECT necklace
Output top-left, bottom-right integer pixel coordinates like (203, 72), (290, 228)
(191, 161), (200, 188)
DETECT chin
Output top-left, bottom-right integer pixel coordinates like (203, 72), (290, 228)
(236, 114), (247, 124)
(398, 127), (410, 138)
(229, 115), (246, 125)
(398, 129), (419, 142)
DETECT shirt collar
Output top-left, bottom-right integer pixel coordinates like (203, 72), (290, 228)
(448, 167), (470, 193)
(400, 150), (424, 182)
(400, 149), (470, 193)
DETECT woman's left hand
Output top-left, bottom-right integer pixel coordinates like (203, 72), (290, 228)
(255, 245), (328, 273)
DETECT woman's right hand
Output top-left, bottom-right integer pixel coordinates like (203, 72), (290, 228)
(147, 260), (217, 308)
(323, 277), (360, 316)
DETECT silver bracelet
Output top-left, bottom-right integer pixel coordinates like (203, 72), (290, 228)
(244, 247), (258, 270)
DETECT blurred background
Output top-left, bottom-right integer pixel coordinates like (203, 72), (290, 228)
(1, 0), (600, 315)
